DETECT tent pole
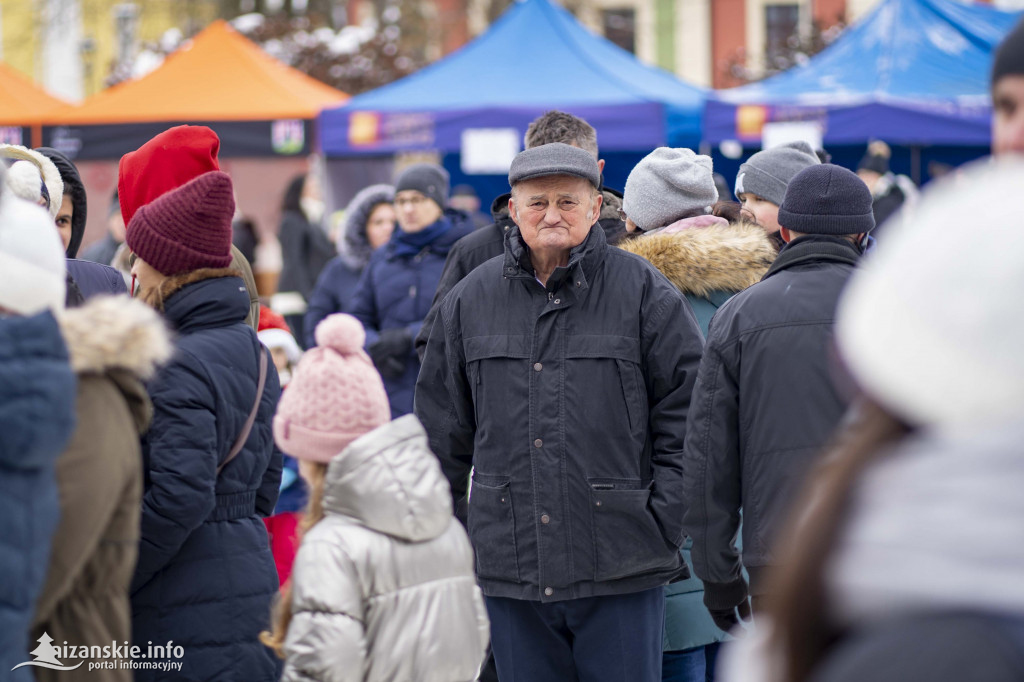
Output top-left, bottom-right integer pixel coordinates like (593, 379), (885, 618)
(911, 145), (922, 185)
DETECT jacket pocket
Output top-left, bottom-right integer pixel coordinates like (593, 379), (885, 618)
(589, 479), (678, 582)
(467, 475), (521, 581)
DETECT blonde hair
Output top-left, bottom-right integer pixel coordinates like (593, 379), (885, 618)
(260, 460), (329, 658)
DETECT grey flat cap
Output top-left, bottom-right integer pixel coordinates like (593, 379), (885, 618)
(508, 142), (600, 188)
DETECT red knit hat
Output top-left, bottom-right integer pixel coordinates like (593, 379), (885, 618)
(118, 125), (221, 224)
(257, 305), (291, 333)
(126, 171), (235, 275)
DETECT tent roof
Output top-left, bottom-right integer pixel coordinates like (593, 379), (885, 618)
(334, 0), (704, 112)
(46, 20), (348, 125)
(718, 0), (1020, 107)
(0, 62), (69, 125)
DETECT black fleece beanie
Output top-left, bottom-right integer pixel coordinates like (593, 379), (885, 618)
(992, 19), (1024, 88)
(36, 147), (87, 258)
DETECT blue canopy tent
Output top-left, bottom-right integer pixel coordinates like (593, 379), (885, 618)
(318, 0), (706, 158)
(704, 0), (1022, 147)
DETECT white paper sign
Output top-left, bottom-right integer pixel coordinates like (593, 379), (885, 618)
(762, 122), (823, 152)
(461, 128), (521, 175)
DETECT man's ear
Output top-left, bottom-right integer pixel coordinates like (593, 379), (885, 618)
(597, 159), (606, 174)
(589, 192), (603, 225)
(779, 227), (794, 243)
(507, 194), (518, 224)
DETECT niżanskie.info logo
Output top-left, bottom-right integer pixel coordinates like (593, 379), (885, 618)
(12, 632), (185, 674)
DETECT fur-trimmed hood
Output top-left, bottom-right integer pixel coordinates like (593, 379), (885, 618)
(141, 266), (242, 312)
(57, 295), (172, 378)
(618, 220), (776, 298)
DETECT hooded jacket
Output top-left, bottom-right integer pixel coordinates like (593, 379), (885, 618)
(31, 297), (171, 682)
(282, 415), (489, 682)
(682, 236), (863, 597)
(618, 220), (775, 336)
(348, 210), (475, 417)
(415, 224), (705, 602)
(131, 269), (283, 682)
(304, 184), (394, 348)
(0, 312), (76, 681)
(414, 187), (628, 360)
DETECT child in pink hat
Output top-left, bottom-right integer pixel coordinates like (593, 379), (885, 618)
(263, 313), (489, 682)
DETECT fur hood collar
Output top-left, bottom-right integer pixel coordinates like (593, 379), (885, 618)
(142, 267), (241, 312)
(57, 295), (172, 378)
(618, 221), (776, 298)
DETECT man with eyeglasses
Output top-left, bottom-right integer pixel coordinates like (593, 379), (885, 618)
(348, 162), (474, 418)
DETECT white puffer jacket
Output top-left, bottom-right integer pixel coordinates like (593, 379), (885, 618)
(282, 415), (490, 682)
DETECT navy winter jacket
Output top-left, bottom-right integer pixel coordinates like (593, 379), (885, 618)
(66, 259), (128, 299)
(0, 312), (76, 681)
(131, 271), (283, 682)
(302, 256), (362, 348)
(349, 210), (474, 417)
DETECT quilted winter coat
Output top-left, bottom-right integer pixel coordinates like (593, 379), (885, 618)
(282, 415), (489, 682)
(131, 269), (283, 681)
(0, 312), (76, 682)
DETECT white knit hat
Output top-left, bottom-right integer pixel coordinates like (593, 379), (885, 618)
(622, 148), (718, 231)
(836, 157), (1024, 429)
(0, 193), (67, 315)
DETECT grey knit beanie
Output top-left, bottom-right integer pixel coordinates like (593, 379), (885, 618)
(622, 148), (717, 232)
(395, 163), (449, 209)
(735, 141), (821, 207)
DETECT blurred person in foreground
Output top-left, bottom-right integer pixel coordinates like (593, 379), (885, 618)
(415, 110), (628, 361)
(303, 184), (395, 348)
(416, 143), (705, 682)
(126, 169), (282, 682)
(682, 165), (874, 634)
(719, 157), (1024, 682)
(0, 170), (77, 681)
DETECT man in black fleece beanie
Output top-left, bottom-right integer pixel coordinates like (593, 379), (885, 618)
(992, 18), (1024, 155)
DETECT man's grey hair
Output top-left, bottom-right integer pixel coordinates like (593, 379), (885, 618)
(524, 111), (599, 159)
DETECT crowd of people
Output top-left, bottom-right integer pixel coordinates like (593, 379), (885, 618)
(2, 19), (1024, 682)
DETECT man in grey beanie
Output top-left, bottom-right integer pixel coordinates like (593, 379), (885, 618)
(415, 142), (705, 682)
(734, 140), (820, 248)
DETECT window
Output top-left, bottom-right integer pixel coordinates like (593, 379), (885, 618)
(765, 4), (800, 63)
(602, 8), (636, 54)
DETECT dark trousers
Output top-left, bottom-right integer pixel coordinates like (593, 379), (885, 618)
(485, 587), (665, 682)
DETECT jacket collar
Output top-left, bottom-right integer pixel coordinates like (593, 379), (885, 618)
(156, 268), (251, 333)
(763, 235), (863, 281)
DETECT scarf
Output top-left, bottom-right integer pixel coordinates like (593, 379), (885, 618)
(390, 216), (453, 258)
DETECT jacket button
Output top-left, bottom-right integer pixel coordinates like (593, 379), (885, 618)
(544, 587), (554, 596)
(553, 298), (561, 304)
(533, 362), (543, 371)
(541, 514), (550, 524)
(534, 438), (543, 448)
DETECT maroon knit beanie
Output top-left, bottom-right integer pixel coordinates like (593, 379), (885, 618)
(125, 170), (234, 275)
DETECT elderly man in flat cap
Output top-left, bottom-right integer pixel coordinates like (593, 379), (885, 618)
(415, 143), (705, 681)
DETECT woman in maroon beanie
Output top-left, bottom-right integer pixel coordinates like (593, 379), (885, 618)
(126, 169), (283, 682)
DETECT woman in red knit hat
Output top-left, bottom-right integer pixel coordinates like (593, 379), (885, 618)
(126, 169), (283, 682)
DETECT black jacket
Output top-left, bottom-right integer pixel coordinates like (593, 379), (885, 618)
(415, 188), (627, 360)
(415, 224), (705, 603)
(682, 236), (862, 595)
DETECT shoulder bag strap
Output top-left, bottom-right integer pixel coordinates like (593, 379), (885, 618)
(218, 347), (269, 476)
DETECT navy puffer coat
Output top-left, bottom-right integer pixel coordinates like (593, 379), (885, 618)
(131, 270), (282, 682)
(0, 312), (76, 681)
(349, 209), (474, 417)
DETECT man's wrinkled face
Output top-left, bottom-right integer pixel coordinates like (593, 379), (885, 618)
(508, 175), (601, 256)
(993, 75), (1024, 156)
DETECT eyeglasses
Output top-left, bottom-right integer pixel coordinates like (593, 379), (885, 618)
(394, 194), (428, 209)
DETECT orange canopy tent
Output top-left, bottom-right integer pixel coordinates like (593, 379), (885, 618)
(43, 20), (348, 159)
(0, 62), (69, 147)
